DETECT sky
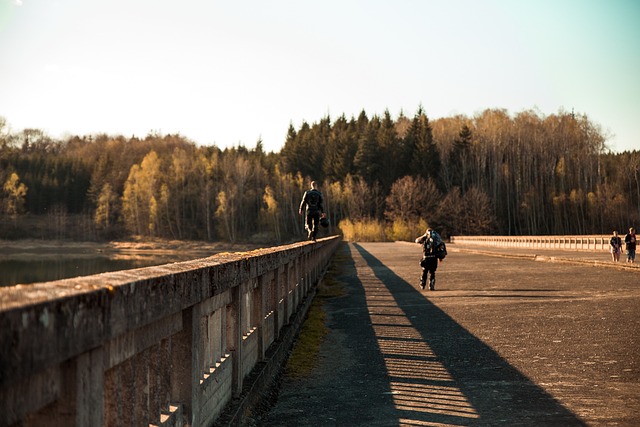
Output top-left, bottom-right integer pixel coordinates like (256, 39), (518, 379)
(0, 0), (639, 153)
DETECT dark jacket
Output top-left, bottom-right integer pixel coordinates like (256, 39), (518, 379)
(415, 230), (443, 257)
(299, 189), (324, 215)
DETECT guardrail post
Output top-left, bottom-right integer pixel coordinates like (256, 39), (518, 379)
(170, 307), (193, 424)
(25, 349), (104, 427)
(78, 347), (105, 426)
(256, 276), (266, 360)
(227, 284), (242, 396)
(284, 262), (292, 322)
(279, 264), (285, 330)
(271, 268), (281, 339)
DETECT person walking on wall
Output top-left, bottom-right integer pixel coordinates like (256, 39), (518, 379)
(625, 227), (636, 263)
(298, 181), (325, 241)
(610, 230), (623, 262)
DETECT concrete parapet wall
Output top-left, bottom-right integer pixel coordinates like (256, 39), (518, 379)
(451, 235), (611, 251)
(0, 236), (341, 427)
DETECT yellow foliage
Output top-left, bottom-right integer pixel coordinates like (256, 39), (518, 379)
(339, 218), (386, 242)
(3, 172), (28, 217)
(340, 218), (430, 242)
(386, 218), (429, 242)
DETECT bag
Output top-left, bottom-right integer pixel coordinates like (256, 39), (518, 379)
(436, 241), (447, 260)
(423, 230), (446, 260)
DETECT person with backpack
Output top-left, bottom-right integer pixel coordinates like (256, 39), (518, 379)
(298, 181), (325, 241)
(415, 228), (446, 291)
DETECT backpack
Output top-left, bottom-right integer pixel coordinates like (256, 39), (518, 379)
(306, 190), (321, 212)
(436, 241), (447, 260)
(423, 231), (447, 260)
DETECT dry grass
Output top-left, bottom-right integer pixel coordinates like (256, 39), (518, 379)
(339, 218), (387, 242)
(339, 218), (428, 242)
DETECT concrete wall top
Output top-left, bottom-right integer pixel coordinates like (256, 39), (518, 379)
(0, 236), (341, 391)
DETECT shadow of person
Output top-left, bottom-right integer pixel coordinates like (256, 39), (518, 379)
(352, 243), (587, 426)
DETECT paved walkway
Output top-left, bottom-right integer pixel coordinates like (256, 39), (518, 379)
(450, 243), (640, 271)
(259, 242), (640, 426)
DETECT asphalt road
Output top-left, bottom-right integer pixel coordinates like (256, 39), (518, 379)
(259, 242), (640, 427)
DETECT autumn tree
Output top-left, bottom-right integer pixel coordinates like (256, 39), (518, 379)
(94, 183), (117, 234)
(122, 150), (162, 236)
(260, 185), (281, 242)
(214, 150), (266, 242)
(3, 172), (28, 226)
(433, 187), (464, 238)
(385, 175), (440, 225)
(0, 117), (9, 149)
(342, 175), (374, 221)
(463, 187), (496, 234)
(0, 108), (631, 241)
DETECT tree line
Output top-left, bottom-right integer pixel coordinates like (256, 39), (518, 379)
(0, 108), (638, 243)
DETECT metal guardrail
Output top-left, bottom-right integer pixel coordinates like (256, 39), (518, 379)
(450, 235), (611, 251)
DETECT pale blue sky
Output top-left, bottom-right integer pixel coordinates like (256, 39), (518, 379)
(1, 0), (638, 153)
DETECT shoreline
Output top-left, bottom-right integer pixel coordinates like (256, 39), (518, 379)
(0, 239), (267, 286)
(0, 238), (262, 260)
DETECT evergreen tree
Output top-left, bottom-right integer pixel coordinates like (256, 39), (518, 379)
(322, 114), (357, 180)
(377, 110), (402, 192)
(353, 116), (381, 186)
(449, 124), (472, 192)
(406, 107), (441, 183)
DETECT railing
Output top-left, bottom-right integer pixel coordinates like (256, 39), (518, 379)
(450, 235), (611, 251)
(0, 236), (341, 427)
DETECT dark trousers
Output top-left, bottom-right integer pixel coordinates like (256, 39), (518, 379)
(420, 256), (438, 288)
(306, 212), (320, 239)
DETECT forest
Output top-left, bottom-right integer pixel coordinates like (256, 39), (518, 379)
(0, 108), (638, 243)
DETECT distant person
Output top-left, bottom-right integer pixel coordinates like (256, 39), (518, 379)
(610, 230), (622, 262)
(624, 227), (636, 263)
(298, 181), (325, 241)
(415, 228), (445, 291)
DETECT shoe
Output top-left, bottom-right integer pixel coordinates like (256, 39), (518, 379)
(420, 282), (426, 290)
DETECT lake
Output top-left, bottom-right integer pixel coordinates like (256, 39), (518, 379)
(0, 240), (260, 287)
(0, 253), (197, 287)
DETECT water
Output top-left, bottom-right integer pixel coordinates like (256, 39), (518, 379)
(0, 254), (193, 287)
(0, 240), (257, 287)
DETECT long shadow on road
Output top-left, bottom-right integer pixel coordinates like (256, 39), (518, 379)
(351, 243), (587, 426)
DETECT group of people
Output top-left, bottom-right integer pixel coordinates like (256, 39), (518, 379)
(299, 180), (446, 290)
(301, 181), (635, 295)
(610, 228), (636, 263)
